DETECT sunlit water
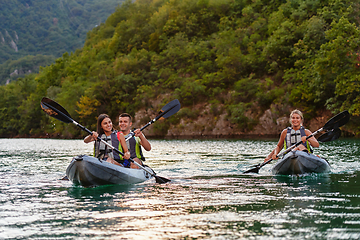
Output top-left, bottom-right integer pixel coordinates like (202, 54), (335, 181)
(0, 138), (359, 239)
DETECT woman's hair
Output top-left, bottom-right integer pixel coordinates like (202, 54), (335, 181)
(97, 114), (112, 135)
(289, 109), (304, 125)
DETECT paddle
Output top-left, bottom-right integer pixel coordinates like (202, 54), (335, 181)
(125, 99), (181, 141)
(40, 97), (171, 184)
(244, 110), (350, 174)
(318, 128), (342, 142)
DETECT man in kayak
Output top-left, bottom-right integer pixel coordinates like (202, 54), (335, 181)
(118, 113), (151, 169)
(264, 109), (319, 162)
(84, 114), (131, 166)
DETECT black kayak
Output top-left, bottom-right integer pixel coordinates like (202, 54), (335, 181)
(272, 150), (330, 175)
(66, 155), (155, 187)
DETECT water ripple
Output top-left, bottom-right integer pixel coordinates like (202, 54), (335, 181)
(0, 138), (360, 239)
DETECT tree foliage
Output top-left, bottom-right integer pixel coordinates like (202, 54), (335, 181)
(1, 0), (360, 137)
(0, 0), (125, 84)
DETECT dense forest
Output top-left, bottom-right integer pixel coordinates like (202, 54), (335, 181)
(0, 0), (125, 84)
(0, 0), (359, 138)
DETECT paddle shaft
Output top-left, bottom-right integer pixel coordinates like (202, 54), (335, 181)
(125, 100), (180, 141)
(125, 114), (162, 141)
(140, 113), (163, 131)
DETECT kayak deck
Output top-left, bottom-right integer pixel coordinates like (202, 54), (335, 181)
(272, 150), (330, 175)
(66, 155), (154, 187)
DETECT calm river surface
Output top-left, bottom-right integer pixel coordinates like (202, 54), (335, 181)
(0, 138), (359, 239)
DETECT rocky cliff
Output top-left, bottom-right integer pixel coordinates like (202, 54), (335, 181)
(132, 102), (334, 139)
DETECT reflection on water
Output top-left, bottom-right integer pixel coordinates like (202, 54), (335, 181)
(0, 138), (359, 239)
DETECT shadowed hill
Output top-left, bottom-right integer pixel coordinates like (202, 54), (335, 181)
(0, 0), (359, 138)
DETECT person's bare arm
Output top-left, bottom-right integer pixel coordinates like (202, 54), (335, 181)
(84, 131), (98, 143)
(264, 129), (286, 162)
(134, 129), (151, 151)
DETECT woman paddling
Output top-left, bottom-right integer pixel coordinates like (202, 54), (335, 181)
(264, 109), (319, 162)
(84, 114), (131, 166)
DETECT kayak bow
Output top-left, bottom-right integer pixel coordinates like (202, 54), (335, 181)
(66, 155), (155, 187)
(272, 150), (330, 175)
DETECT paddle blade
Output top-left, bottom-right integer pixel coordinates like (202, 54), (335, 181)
(157, 99), (181, 120)
(155, 176), (171, 184)
(323, 110), (350, 131)
(41, 97), (73, 123)
(243, 166), (260, 174)
(243, 159), (274, 174)
(318, 128), (341, 142)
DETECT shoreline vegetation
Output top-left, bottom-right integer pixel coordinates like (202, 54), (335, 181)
(9, 132), (356, 140)
(1, 0), (360, 139)
(11, 134), (281, 140)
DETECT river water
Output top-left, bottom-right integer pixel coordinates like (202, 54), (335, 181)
(0, 138), (359, 239)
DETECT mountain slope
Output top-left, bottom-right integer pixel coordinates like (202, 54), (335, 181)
(0, 0), (125, 84)
(0, 0), (359, 138)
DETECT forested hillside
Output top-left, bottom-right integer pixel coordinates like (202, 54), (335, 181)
(0, 0), (125, 84)
(0, 0), (359, 138)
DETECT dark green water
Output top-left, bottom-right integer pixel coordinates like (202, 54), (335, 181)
(0, 138), (359, 239)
